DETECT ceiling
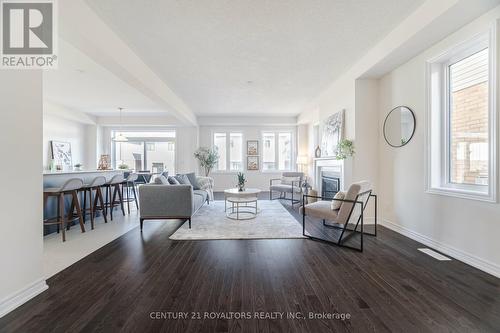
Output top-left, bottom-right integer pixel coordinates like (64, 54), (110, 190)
(43, 39), (168, 117)
(85, 0), (424, 116)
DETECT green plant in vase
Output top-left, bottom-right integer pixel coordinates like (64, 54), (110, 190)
(194, 147), (220, 176)
(237, 172), (247, 192)
(118, 163), (129, 170)
(335, 139), (355, 160)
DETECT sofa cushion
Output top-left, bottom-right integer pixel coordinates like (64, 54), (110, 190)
(175, 174), (191, 185)
(185, 172), (201, 190)
(168, 176), (180, 185)
(193, 192), (205, 212)
(154, 175), (170, 185)
(193, 189), (208, 202)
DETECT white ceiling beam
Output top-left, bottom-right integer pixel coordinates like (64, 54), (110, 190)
(58, 0), (197, 126)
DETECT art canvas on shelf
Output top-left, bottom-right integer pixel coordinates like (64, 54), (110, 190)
(50, 141), (72, 167)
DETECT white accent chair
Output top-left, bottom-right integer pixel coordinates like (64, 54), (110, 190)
(269, 172), (304, 205)
(300, 181), (377, 252)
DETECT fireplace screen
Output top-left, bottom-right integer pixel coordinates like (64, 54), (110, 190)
(321, 172), (340, 200)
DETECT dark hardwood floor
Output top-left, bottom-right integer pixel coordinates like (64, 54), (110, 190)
(1, 194), (500, 332)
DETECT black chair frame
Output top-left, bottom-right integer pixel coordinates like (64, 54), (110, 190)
(301, 190), (377, 252)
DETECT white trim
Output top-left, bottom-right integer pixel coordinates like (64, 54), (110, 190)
(380, 219), (500, 278)
(0, 279), (48, 318)
(425, 27), (498, 203)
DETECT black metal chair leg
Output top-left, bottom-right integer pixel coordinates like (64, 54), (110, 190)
(132, 183), (139, 209)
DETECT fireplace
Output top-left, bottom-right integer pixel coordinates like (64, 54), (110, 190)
(321, 171), (340, 200)
(313, 158), (343, 197)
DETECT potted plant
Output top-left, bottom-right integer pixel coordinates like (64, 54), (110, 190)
(74, 163), (83, 171)
(118, 163), (129, 170)
(237, 172), (247, 192)
(194, 147), (219, 176)
(335, 139), (355, 160)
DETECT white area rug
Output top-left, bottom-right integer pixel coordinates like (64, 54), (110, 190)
(169, 200), (305, 240)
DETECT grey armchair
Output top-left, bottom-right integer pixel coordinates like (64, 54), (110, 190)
(269, 172), (304, 205)
(138, 184), (208, 230)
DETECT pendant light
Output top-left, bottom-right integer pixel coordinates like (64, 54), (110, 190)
(113, 107), (128, 142)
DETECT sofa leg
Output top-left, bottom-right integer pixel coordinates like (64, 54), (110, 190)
(188, 217), (191, 229)
(140, 218), (144, 231)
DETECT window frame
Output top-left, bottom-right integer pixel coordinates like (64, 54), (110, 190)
(111, 129), (177, 173)
(212, 131), (244, 173)
(425, 29), (497, 202)
(261, 130), (295, 172)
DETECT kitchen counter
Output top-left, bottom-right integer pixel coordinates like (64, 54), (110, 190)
(43, 169), (128, 176)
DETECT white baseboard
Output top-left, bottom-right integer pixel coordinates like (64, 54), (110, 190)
(380, 219), (500, 278)
(0, 279), (48, 318)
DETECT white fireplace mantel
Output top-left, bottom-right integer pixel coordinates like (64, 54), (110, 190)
(313, 157), (344, 194)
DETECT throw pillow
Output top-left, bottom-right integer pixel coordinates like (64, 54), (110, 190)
(185, 172), (201, 190)
(168, 176), (180, 185)
(154, 175), (170, 185)
(331, 191), (346, 210)
(175, 174), (192, 185)
(161, 171), (169, 178)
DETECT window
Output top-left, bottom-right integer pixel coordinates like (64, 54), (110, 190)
(278, 132), (292, 170)
(213, 132), (227, 171)
(213, 132), (243, 171)
(426, 32), (496, 201)
(262, 132), (276, 170)
(112, 130), (176, 174)
(262, 131), (293, 171)
(229, 133), (243, 171)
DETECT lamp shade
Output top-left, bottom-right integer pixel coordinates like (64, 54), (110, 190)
(296, 155), (308, 165)
(113, 133), (128, 142)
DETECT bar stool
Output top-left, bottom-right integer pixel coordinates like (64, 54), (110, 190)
(122, 173), (139, 214)
(43, 178), (85, 242)
(103, 174), (125, 221)
(80, 176), (107, 229)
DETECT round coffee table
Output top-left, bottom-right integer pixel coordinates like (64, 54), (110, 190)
(224, 188), (261, 220)
(226, 196), (258, 220)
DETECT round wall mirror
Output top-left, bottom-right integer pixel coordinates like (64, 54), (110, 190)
(383, 106), (416, 147)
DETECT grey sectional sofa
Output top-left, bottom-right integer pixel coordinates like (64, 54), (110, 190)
(138, 176), (211, 230)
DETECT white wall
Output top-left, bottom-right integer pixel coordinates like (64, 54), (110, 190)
(176, 126), (198, 173)
(0, 71), (47, 317)
(43, 103), (98, 169)
(377, 7), (500, 276)
(354, 79), (380, 193)
(198, 125), (297, 191)
(43, 113), (90, 169)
